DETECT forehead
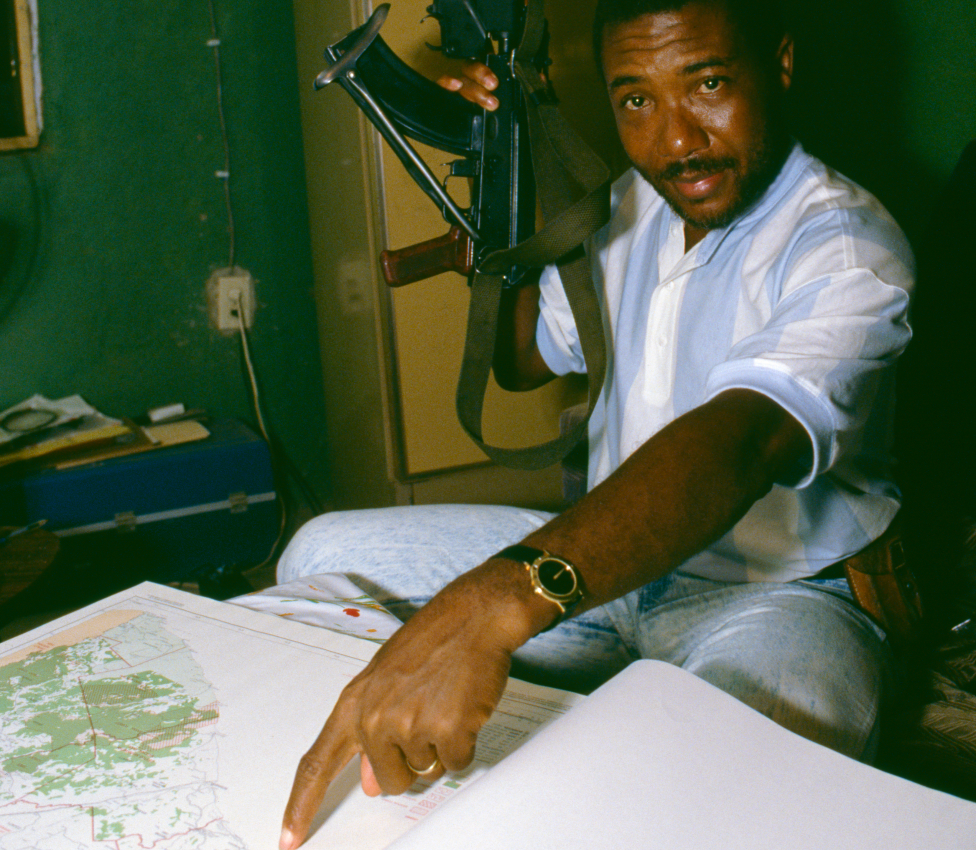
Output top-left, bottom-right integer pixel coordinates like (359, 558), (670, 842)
(601, 3), (747, 81)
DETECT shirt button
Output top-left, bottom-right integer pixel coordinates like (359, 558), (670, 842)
(658, 335), (667, 347)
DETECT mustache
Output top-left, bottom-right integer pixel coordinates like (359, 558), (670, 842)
(659, 155), (738, 181)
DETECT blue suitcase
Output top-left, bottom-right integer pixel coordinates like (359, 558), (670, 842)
(0, 418), (279, 592)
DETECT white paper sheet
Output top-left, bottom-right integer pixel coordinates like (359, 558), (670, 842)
(388, 659), (976, 850)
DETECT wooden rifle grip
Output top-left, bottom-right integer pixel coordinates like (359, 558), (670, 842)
(380, 227), (474, 286)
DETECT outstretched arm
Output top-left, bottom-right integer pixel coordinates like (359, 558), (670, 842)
(519, 389), (809, 606)
(279, 387), (809, 849)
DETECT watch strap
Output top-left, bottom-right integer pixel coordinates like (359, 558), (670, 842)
(497, 544), (546, 564)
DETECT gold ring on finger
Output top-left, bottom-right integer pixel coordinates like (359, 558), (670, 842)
(405, 756), (440, 776)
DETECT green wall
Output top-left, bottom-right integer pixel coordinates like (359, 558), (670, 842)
(785, 0), (976, 248)
(0, 1), (328, 504)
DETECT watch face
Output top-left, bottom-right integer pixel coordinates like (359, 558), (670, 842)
(537, 557), (578, 598)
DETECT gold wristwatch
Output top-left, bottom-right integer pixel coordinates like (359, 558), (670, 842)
(497, 544), (584, 631)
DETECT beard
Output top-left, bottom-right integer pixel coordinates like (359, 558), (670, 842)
(639, 126), (791, 232)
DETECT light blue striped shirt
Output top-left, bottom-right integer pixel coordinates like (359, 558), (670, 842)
(537, 143), (914, 582)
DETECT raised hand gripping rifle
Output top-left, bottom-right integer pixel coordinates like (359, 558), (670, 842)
(315, 0), (610, 470)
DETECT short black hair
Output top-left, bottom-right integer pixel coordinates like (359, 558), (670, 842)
(592, 0), (787, 73)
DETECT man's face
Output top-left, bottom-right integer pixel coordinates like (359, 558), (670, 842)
(601, 1), (793, 237)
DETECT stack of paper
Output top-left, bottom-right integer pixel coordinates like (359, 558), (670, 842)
(0, 394), (211, 472)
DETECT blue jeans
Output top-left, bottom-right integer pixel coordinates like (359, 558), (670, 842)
(276, 504), (893, 761)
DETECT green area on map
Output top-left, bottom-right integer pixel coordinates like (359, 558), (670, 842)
(0, 613), (245, 848)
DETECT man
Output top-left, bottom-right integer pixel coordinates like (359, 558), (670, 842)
(276, 1), (913, 847)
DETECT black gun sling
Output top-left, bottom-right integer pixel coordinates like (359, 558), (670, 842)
(455, 0), (612, 470)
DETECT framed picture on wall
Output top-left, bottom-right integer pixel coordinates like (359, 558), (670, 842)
(1, 0), (40, 151)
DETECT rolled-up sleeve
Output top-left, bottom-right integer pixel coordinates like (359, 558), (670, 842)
(704, 211), (913, 489)
(536, 263), (587, 376)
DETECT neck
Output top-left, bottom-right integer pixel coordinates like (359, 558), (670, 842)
(684, 223), (708, 253)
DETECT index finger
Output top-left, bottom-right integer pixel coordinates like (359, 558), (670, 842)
(279, 706), (360, 850)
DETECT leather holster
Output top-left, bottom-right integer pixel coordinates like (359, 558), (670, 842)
(841, 515), (924, 651)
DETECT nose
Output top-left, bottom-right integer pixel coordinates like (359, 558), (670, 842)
(657, 103), (708, 159)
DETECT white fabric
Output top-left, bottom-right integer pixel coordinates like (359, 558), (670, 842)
(536, 143), (914, 582)
(231, 574), (402, 643)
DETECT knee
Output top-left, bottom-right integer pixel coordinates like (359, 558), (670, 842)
(276, 510), (369, 583)
(682, 587), (890, 760)
(277, 503), (555, 585)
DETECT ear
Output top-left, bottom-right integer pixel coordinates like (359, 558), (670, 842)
(777, 34), (794, 92)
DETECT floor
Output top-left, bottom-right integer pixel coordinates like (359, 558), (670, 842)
(0, 559), (282, 644)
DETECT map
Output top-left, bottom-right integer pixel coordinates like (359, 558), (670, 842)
(0, 583), (578, 850)
(0, 609), (245, 849)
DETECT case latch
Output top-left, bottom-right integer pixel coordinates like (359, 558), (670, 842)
(228, 492), (249, 514)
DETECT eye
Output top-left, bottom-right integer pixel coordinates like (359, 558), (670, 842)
(620, 93), (648, 111)
(697, 76), (727, 94)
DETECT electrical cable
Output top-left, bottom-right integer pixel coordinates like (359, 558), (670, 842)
(207, 1), (284, 574)
(235, 292), (288, 572)
(206, 1), (327, 578)
(234, 294), (269, 444)
(206, 0), (236, 269)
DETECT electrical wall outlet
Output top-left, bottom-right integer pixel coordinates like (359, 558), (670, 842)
(207, 267), (256, 332)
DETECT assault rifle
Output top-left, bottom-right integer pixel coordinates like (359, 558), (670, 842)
(315, 1), (545, 287)
(315, 0), (611, 469)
